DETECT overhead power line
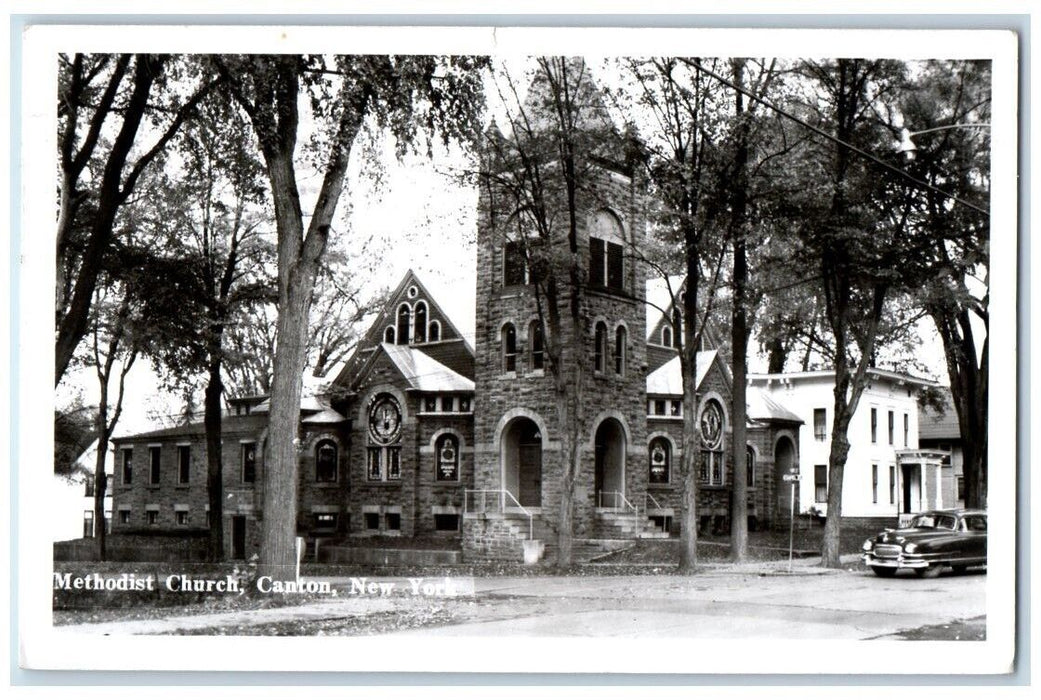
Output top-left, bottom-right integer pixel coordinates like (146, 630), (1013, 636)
(685, 59), (990, 217)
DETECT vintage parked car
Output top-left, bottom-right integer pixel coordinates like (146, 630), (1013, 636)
(861, 509), (987, 578)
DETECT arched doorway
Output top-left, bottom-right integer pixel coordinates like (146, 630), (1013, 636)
(502, 418), (542, 507)
(774, 436), (798, 523)
(594, 418), (626, 508)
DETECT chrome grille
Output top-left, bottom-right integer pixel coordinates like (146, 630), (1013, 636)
(874, 544), (902, 559)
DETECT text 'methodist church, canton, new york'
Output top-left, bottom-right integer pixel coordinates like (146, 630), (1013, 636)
(109, 66), (947, 563)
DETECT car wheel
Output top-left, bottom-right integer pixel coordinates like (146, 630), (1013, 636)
(871, 566), (897, 578)
(915, 564), (943, 579)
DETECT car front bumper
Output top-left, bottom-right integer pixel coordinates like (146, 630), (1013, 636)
(862, 553), (929, 569)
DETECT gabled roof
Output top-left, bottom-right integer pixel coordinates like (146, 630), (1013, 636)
(302, 407), (348, 425)
(646, 350), (720, 396)
(379, 343), (475, 393)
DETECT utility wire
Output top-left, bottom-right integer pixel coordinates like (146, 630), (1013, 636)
(685, 59), (990, 217)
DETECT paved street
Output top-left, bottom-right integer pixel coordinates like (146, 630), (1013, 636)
(56, 558), (986, 640)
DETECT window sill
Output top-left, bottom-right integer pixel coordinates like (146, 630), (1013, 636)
(648, 415), (683, 421)
(175, 484), (190, 489)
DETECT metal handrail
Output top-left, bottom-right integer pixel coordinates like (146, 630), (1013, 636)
(597, 490), (637, 515)
(641, 493), (670, 534)
(464, 488), (533, 540)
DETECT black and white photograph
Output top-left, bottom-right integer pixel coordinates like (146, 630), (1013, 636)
(14, 21), (1019, 678)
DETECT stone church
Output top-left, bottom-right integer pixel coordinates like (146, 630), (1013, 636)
(108, 65), (807, 562)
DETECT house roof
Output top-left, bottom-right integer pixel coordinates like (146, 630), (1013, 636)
(302, 407), (348, 425)
(646, 350), (718, 396)
(112, 414), (265, 443)
(748, 368), (938, 388)
(380, 343), (475, 393)
(746, 387), (803, 424)
(919, 389), (960, 440)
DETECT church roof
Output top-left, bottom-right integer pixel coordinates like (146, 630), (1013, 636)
(301, 407), (348, 425)
(746, 387), (803, 424)
(645, 350), (718, 396)
(380, 343), (475, 393)
(645, 276), (686, 341)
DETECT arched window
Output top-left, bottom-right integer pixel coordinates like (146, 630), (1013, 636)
(661, 326), (672, 348)
(315, 440), (338, 483)
(746, 445), (756, 488)
(589, 210), (625, 292)
(699, 399), (726, 485)
(435, 434), (460, 481)
(396, 305), (411, 345)
(614, 325), (627, 376)
(367, 393), (402, 482)
(384, 327), (395, 344)
(594, 322), (608, 373)
(502, 323), (517, 373)
(413, 301), (427, 343)
(428, 320), (441, 342)
(649, 437), (670, 484)
(529, 320), (544, 371)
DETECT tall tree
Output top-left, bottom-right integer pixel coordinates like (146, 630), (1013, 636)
(615, 57), (733, 571)
(898, 61), (991, 508)
(788, 58), (922, 567)
(55, 54), (220, 384)
(217, 54), (486, 579)
(141, 92), (274, 561)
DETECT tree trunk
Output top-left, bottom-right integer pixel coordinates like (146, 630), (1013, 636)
(204, 356), (225, 561)
(821, 410), (852, 568)
(93, 409), (109, 562)
(728, 58), (750, 562)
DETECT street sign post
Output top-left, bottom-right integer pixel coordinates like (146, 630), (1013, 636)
(786, 470), (800, 572)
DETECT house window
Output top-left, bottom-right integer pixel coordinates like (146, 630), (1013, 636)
(903, 413), (909, 447)
(386, 513), (401, 531)
(870, 408), (878, 444)
(428, 320), (441, 342)
(813, 408), (827, 441)
(396, 304), (411, 345)
(435, 434), (460, 481)
(104, 511), (111, 534)
(441, 395), (454, 412)
(178, 445), (190, 484)
(313, 513), (338, 530)
(176, 510), (189, 526)
(384, 326), (395, 344)
(84, 475), (94, 497)
(241, 442), (256, 483)
(119, 509), (131, 524)
(746, 445), (756, 488)
(649, 438), (670, 484)
(368, 393), (403, 481)
(413, 301), (427, 343)
(661, 326), (672, 348)
(458, 396), (471, 412)
(957, 476), (966, 502)
(814, 464), (828, 503)
(589, 210), (624, 292)
(434, 513), (460, 532)
(889, 465), (896, 504)
(594, 322), (607, 373)
(149, 446), (161, 485)
(613, 326), (627, 376)
(83, 511), (94, 538)
(530, 320), (544, 371)
(315, 440), (337, 483)
(364, 512), (380, 530)
(147, 510), (159, 525)
(502, 323), (517, 373)
(699, 400), (725, 485)
(887, 411), (895, 445)
(652, 399), (665, 416)
(424, 396), (437, 412)
(670, 400), (682, 417)
(871, 464), (878, 504)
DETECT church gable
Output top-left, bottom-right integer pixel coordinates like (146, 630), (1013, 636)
(333, 270), (474, 389)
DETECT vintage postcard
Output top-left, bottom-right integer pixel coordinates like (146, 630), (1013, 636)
(16, 22), (1018, 676)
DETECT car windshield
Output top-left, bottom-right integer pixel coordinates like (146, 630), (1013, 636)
(910, 514), (957, 530)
